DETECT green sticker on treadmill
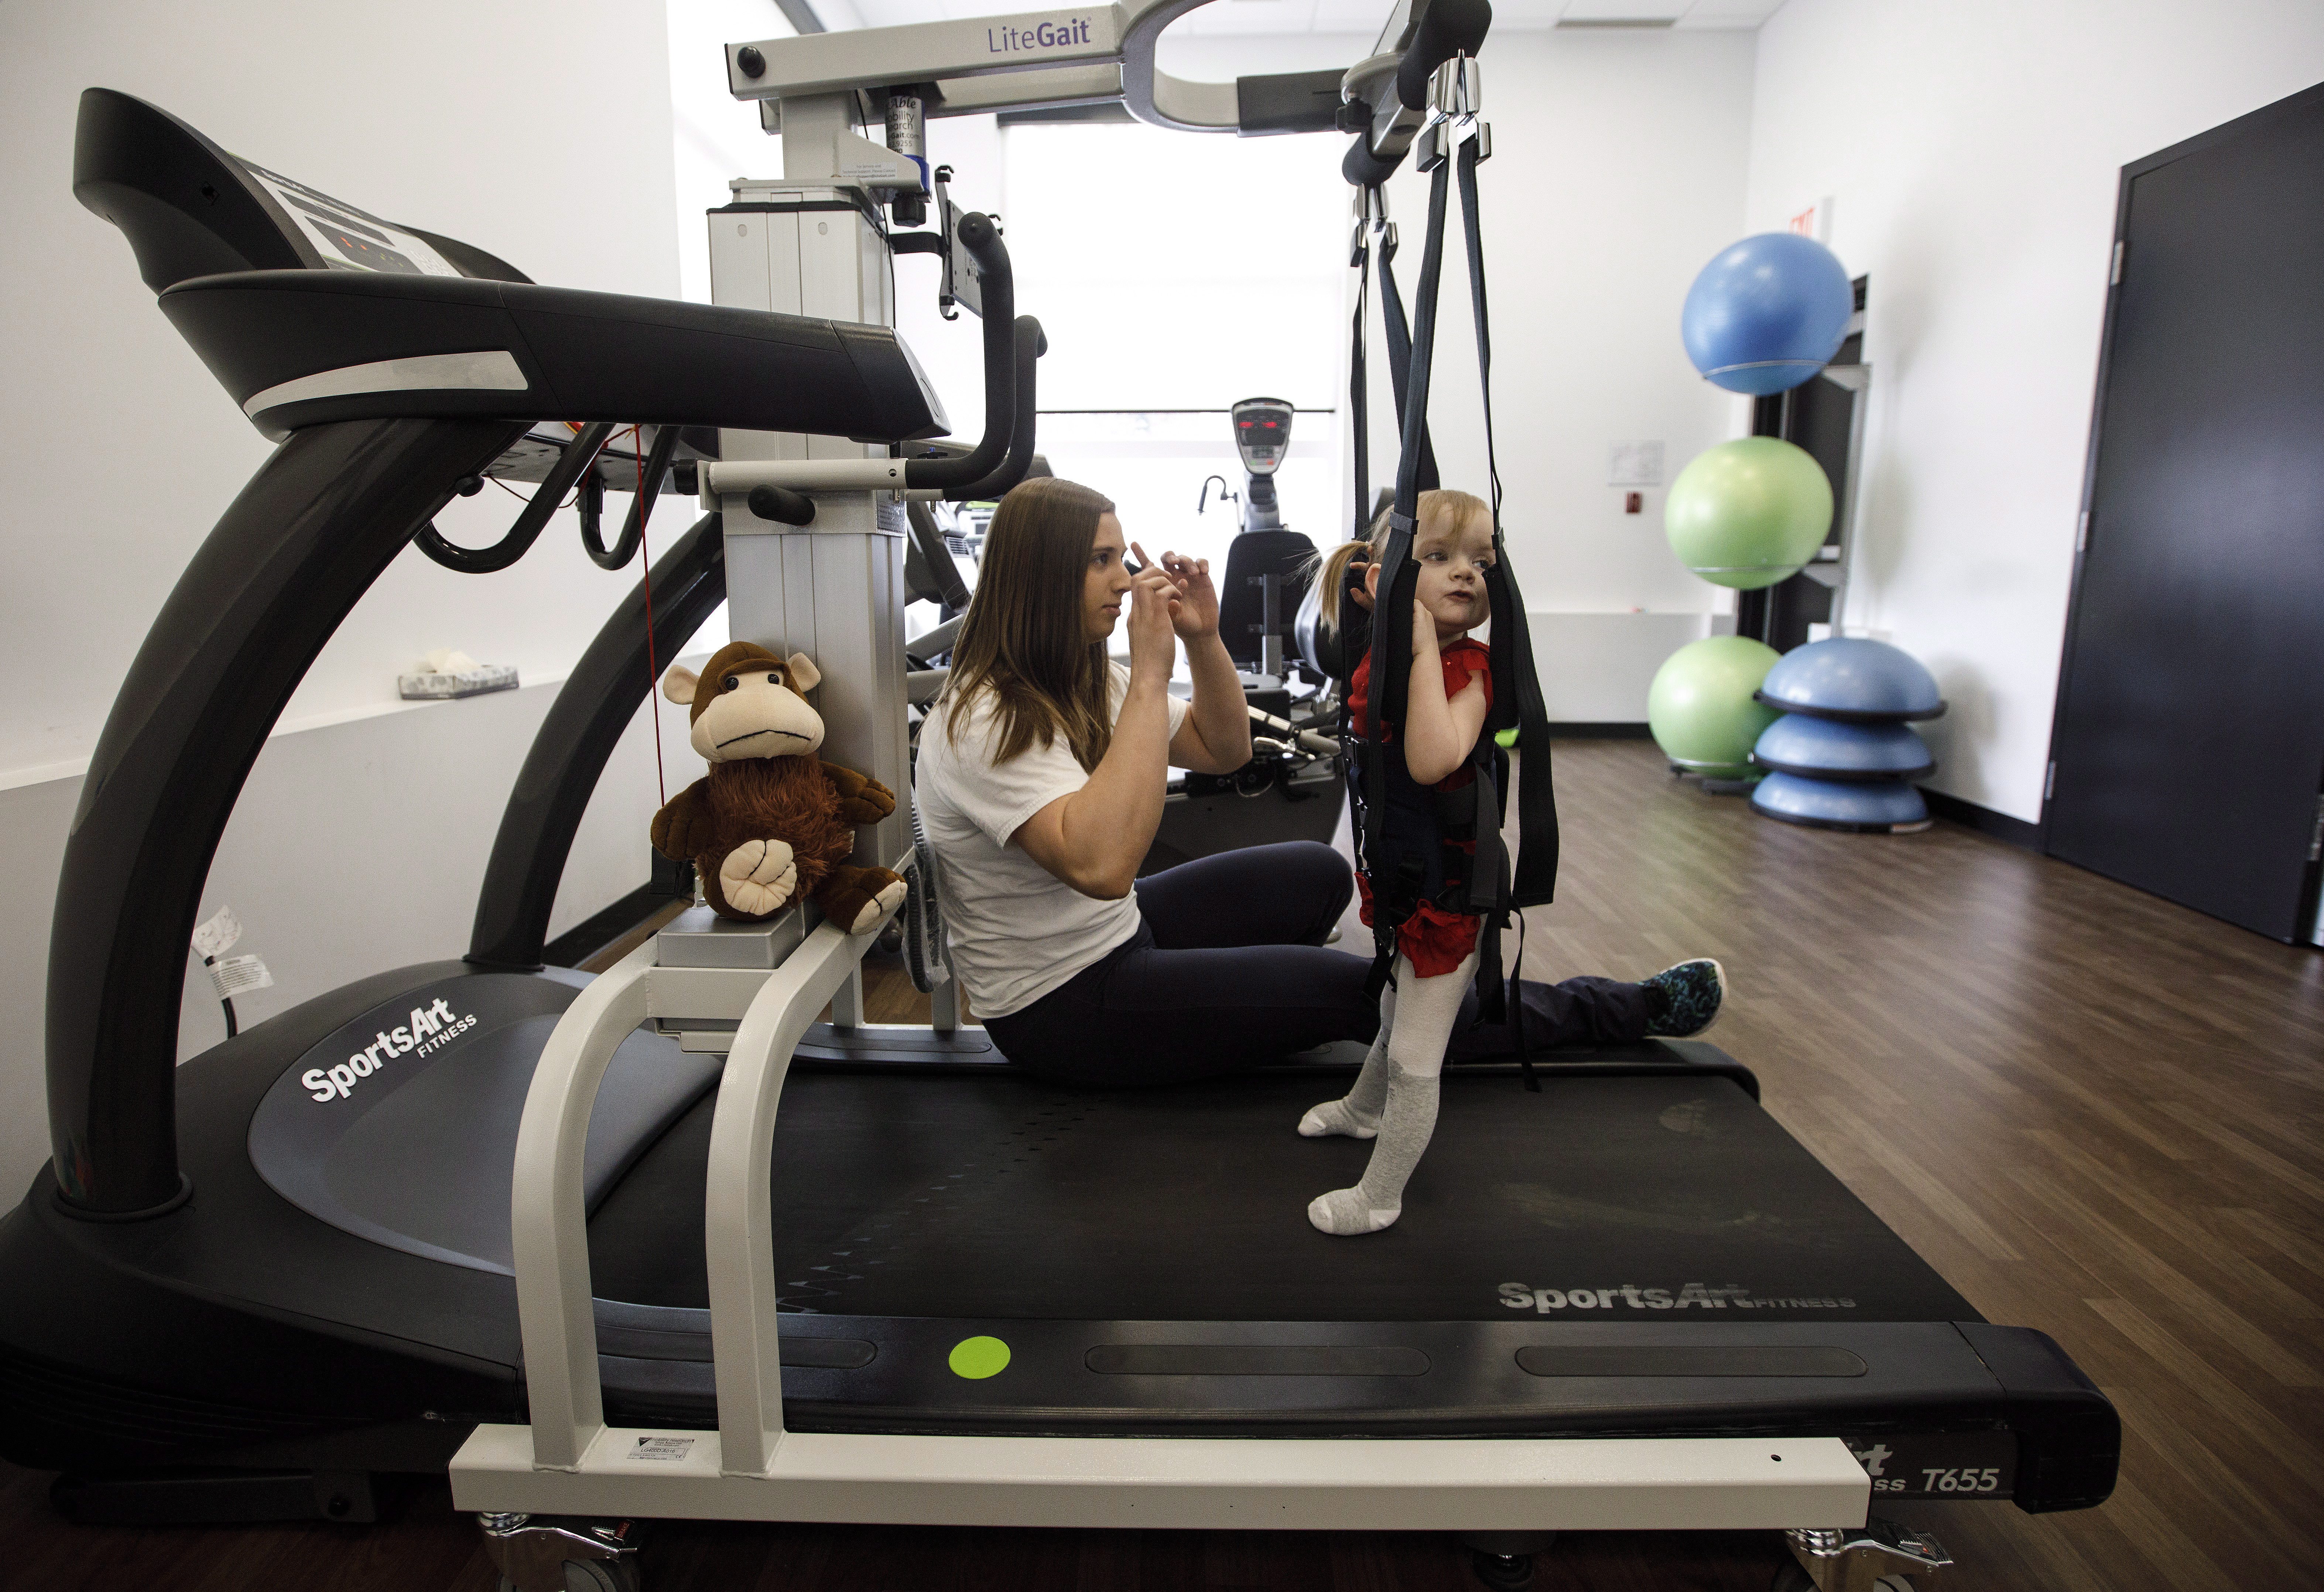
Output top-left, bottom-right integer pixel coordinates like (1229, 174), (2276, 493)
(948, 1335), (1011, 1380)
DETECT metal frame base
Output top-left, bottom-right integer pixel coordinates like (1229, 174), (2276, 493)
(453, 1424), (1867, 1531)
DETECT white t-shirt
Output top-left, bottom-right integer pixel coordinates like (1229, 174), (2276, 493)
(915, 662), (1188, 1019)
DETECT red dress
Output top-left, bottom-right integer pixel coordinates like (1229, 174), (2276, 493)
(1348, 639), (1493, 978)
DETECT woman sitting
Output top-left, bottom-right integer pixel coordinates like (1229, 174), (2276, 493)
(912, 476), (1722, 1087)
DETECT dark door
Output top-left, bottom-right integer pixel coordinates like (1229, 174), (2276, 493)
(2047, 81), (2324, 943)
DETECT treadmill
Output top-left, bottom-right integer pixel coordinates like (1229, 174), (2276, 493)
(0, 82), (2115, 1592)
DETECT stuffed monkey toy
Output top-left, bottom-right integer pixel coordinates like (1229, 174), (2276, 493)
(652, 641), (907, 933)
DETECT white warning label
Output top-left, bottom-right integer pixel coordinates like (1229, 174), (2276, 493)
(208, 954), (274, 999)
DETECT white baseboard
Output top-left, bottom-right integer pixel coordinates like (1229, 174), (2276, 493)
(1526, 611), (1728, 723)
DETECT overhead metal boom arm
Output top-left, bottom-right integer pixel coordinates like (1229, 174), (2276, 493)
(725, 0), (1312, 134)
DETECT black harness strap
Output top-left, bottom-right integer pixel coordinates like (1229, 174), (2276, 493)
(1375, 219), (1442, 498)
(1358, 155), (1452, 998)
(1456, 132), (1559, 912)
(1348, 213), (1374, 540)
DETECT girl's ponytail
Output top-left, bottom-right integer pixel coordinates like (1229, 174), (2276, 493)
(1312, 537), (1372, 636)
(1310, 498), (1397, 636)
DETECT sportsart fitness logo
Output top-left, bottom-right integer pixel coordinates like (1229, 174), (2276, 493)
(302, 997), (478, 1102)
(986, 16), (1095, 54)
(1499, 1282), (1859, 1312)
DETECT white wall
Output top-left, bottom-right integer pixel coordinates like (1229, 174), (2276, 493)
(0, 0), (696, 1191)
(2, 0), (684, 779)
(672, 0), (800, 306)
(1747, 0), (2324, 820)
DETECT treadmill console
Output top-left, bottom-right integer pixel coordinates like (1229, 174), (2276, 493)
(1232, 397), (1293, 475)
(73, 87), (528, 294)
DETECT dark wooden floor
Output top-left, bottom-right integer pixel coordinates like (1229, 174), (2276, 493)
(7, 739), (2319, 1591)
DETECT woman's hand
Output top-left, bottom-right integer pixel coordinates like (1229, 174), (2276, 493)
(1126, 558), (1181, 679)
(1142, 544), (1219, 640)
(1153, 541), (1250, 775)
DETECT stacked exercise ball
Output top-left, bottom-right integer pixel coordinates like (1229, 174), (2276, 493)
(1664, 436), (1833, 590)
(1747, 638), (1946, 833)
(1647, 636), (1782, 779)
(1681, 232), (1855, 396)
(1647, 230), (1853, 787)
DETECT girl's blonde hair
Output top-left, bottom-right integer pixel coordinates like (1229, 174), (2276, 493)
(941, 476), (1119, 771)
(1311, 488), (1493, 636)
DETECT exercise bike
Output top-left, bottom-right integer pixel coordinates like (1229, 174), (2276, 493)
(1146, 397), (1346, 872)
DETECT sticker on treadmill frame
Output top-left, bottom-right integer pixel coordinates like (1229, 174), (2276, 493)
(1497, 1282), (1858, 1312)
(191, 906), (244, 960)
(208, 953), (274, 999)
(1850, 1433), (2017, 1498)
(628, 1436), (697, 1462)
(237, 161), (464, 278)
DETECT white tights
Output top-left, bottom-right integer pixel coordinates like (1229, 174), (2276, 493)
(1299, 939), (1479, 1235)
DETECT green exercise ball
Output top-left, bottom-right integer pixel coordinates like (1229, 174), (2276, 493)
(1649, 636), (1783, 776)
(1665, 437), (1834, 590)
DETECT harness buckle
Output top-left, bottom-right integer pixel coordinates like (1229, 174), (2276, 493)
(1428, 54), (1482, 120)
(1414, 121), (1447, 174)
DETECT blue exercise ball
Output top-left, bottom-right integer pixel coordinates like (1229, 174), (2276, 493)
(1752, 714), (1934, 782)
(1681, 233), (1855, 395)
(1755, 637), (1945, 723)
(1751, 770), (1931, 833)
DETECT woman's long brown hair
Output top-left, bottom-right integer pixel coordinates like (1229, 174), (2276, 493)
(941, 477), (1118, 772)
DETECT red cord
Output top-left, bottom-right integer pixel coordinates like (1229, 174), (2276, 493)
(636, 425), (668, 808)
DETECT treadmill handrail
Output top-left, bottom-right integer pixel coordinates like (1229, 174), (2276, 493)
(952, 316), (1046, 503)
(904, 213), (1015, 493)
(507, 919), (870, 1468)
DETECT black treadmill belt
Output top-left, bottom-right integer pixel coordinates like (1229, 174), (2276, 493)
(587, 1068), (1979, 1326)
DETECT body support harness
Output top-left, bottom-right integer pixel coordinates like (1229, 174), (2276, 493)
(1343, 75), (1560, 1061)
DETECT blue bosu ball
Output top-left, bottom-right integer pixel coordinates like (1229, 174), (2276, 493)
(1750, 770), (1931, 832)
(1752, 714), (1934, 782)
(1681, 233), (1855, 395)
(1755, 637), (1945, 723)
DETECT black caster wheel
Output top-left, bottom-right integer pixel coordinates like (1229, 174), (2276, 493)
(499, 1559), (641, 1592)
(1471, 1548), (1535, 1591)
(1771, 1565), (1915, 1592)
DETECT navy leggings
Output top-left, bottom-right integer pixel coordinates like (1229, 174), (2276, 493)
(982, 841), (1651, 1087)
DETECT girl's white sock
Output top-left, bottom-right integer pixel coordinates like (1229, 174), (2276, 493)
(1307, 947), (1475, 1236)
(1298, 978), (1397, 1139)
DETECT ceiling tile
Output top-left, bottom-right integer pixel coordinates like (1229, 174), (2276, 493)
(1558, 0), (1684, 21)
(1489, 0), (1572, 31)
(1170, 0), (1320, 35)
(1674, 0), (1787, 25)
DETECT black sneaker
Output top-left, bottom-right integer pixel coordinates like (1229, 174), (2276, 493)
(1643, 959), (1726, 1038)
